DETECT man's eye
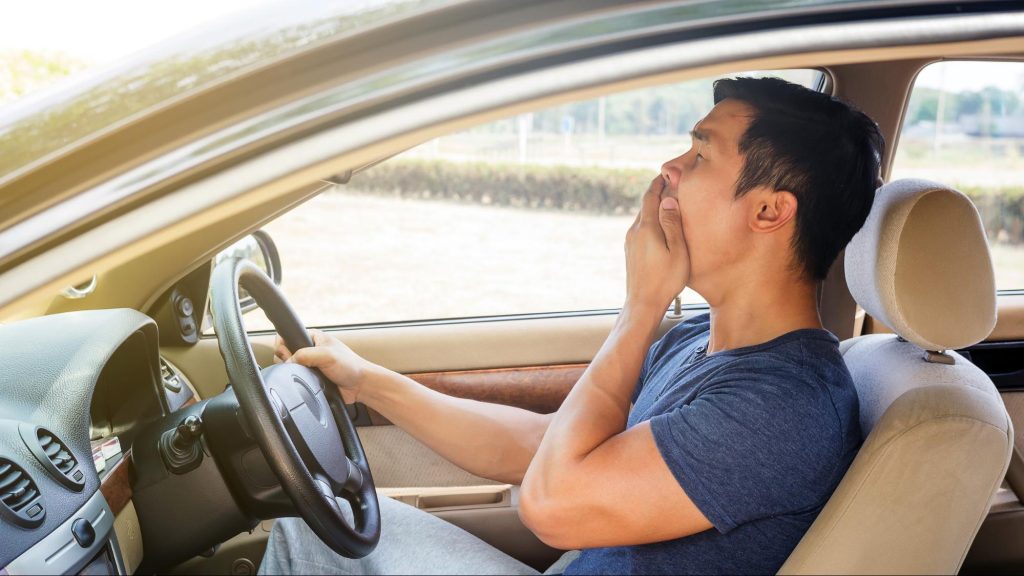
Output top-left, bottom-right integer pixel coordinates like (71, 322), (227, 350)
(695, 153), (704, 162)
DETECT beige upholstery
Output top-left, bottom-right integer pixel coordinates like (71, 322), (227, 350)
(356, 425), (499, 488)
(845, 178), (997, 350)
(780, 180), (1013, 575)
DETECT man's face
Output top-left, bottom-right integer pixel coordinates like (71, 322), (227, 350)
(660, 98), (757, 296)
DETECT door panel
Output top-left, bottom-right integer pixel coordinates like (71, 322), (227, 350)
(987, 294), (1024, 342)
(960, 342), (1024, 391)
(357, 425), (498, 488)
(401, 364), (585, 417)
(165, 312), (689, 404)
(164, 312), (652, 399)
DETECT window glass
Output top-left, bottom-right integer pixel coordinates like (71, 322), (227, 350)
(893, 61), (1024, 291)
(243, 69), (825, 330)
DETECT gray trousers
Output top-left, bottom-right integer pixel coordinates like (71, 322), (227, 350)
(259, 495), (579, 575)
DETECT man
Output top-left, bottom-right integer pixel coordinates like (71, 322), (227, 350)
(260, 76), (883, 575)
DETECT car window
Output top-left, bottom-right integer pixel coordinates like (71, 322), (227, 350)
(243, 69), (826, 330)
(892, 60), (1024, 292)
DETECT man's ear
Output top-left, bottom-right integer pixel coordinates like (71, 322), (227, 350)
(749, 189), (797, 234)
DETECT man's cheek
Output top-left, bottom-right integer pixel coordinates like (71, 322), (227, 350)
(678, 206), (693, 232)
(679, 213), (696, 248)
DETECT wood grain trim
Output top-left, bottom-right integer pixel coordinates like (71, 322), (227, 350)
(100, 450), (134, 516)
(361, 364), (586, 425)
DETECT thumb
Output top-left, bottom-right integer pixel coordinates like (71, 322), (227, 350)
(659, 197), (684, 247)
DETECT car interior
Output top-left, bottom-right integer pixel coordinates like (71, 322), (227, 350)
(1, 4), (1023, 575)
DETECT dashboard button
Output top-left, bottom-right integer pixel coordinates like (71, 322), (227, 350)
(71, 518), (95, 547)
(176, 297), (194, 317)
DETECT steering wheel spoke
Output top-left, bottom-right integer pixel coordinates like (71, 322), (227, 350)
(211, 258), (381, 558)
(341, 457), (367, 494)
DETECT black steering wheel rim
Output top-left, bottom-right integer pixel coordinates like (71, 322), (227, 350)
(210, 257), (380, 558)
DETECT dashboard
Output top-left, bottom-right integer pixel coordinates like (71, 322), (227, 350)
(0, 309), (194, 574)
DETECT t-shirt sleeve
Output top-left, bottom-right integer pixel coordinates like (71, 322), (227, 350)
(648, 367), (839, 533)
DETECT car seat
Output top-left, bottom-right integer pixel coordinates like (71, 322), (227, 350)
(779, 179), (1013, 575)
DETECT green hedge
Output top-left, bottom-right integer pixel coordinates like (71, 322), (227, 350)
(351, 159), (652, 214)
(961, 187), (1024, 244)
(351, 159), (1024, 243)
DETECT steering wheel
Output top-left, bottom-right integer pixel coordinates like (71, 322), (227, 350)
(210, 257), (380, 558)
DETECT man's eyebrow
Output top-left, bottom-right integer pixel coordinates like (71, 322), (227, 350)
(689, 127), (711, 144)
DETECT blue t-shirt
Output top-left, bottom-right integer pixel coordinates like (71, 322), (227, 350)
(564, 313), (862, 575)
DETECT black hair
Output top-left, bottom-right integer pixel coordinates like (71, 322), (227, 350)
(713, 76), (884, 281)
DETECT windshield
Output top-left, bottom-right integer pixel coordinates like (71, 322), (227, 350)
(0, 0), (453, 181)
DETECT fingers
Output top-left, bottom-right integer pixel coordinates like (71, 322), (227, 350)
(289, 346), (334, 368)
(310, 329), (328, 346)
(639, 176), (664, 225)
(659, 195), (685, 250)
(275, 329), (330, 364)
(273, 335), (291, 364)
(630, 207), (641, 231)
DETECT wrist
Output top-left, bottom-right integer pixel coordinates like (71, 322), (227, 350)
(621, 298), (670, 321)
(350, 362), (394, 407)
(617, 301), (665, 338)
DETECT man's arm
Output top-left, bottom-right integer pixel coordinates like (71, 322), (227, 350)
(519, 177), (713, 550)
(356, 366), (553, 485)
(278, 332), (552, 485)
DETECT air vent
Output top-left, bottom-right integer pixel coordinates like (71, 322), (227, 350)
(0, 458), (45, 528)
(20, 425), (85, 492)
(160, 357), (183, 393)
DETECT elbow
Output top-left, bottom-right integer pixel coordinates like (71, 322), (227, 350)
(518, 479), (577, 550)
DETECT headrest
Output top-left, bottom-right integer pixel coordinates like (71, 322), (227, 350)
(845, 179), (996, 351)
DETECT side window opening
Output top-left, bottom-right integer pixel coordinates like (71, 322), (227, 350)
(893, 60), (1024, 292)
(241, 69), (826, 331)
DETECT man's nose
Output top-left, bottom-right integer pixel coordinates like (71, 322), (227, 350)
(661, 163), (682, 190)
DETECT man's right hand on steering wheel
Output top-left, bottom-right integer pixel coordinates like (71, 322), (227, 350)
(274, 330), (378, 405)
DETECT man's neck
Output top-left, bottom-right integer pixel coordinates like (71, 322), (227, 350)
(704, 277), (823, 355)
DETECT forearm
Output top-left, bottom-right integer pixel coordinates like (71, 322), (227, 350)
(523, 304), (662, 497)
(356, 366), (551, 485)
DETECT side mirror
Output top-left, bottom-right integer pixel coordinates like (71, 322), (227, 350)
(213, 230), (282, 314)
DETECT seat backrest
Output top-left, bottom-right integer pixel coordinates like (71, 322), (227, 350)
(779, 179), (1013, 575)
